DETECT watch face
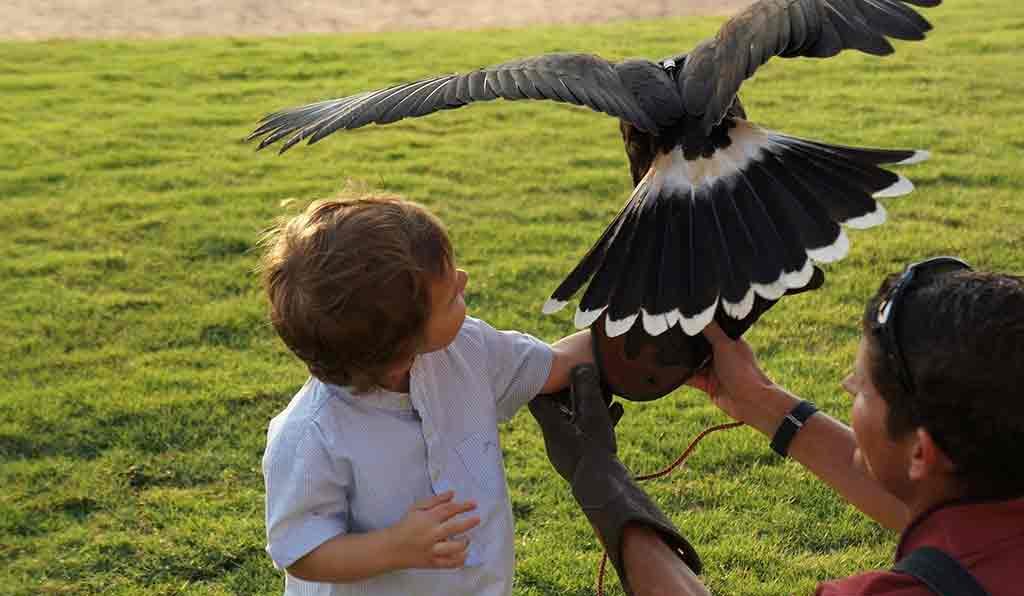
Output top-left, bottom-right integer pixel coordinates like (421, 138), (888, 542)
(592, 313), (710, 402)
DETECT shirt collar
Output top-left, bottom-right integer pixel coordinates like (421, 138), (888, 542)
(333, 384), (413, 412)
(895, 496), (1024, 561)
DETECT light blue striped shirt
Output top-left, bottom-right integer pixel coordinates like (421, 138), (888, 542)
(263, 317), (554, 596)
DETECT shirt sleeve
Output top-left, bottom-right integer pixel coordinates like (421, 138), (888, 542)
(263, 419), (352, 570)
(477, 318), (554, 422)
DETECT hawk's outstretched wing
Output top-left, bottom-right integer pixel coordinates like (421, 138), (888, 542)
(682, 0), (941, 136)
(248, 53), (660, 153)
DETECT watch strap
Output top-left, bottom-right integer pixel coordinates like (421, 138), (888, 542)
(770, 400), (818, 457)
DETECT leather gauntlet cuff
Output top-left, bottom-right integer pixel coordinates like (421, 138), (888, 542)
(571, 456), (702, 595)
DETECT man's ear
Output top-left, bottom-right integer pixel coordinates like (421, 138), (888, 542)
(907, 427), (956, 481)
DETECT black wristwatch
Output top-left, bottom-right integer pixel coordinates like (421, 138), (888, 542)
(770, 400), (818, 457)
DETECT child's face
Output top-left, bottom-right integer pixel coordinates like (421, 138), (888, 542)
(419, 265), (468, 354)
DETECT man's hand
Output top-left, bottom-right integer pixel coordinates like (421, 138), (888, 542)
(686, 322), (783, 432)
(389, 491), (480, 570)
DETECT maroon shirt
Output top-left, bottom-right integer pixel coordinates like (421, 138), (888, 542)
(815, 498), (1024, 595)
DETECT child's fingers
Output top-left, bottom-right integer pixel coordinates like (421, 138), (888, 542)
(431, 538), (470, 558)
(431, 550), (469, 569)
(429, 499), (477, 521)
(438, 514), (481, 539)
(431, 539), (470, 569)
(412, 490), (454, 511)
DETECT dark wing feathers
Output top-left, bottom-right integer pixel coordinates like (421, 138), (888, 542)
(825, 1), (895, 55)
(578, 198), (644, 315)
(739, 165), (817, 273)
(545, 181), (649, 312)
(779, 136), (917, 165)
(711, 185), (758, 306)
(652, 199), (683, 318)
(607, 200), (658, 322)
(248, 53), (659, 153)
(546, 121), (927, 338)
(705, 189), (738, 302)
(785, 158), (879, 224)
(756, 152), (844, 252)
(687, 193), (721, 320)
(682, 0), (939, 135)
(729, 178), (789, 288)
(613, 60), (682, 129)
(779, 139), (898, 194)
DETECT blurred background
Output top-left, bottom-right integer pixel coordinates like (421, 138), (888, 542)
(5, 0), (752, 40)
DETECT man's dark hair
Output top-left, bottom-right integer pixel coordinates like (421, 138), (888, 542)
(862, 270), (1024, 500)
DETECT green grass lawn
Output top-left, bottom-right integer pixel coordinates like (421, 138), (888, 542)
(1, 1), (1022, 594)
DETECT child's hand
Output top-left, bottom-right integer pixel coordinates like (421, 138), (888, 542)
(390, 491), (480, 570)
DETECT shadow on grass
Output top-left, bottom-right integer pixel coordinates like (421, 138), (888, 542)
(517, 568), (604, 596)
(0, 392), (284, 461)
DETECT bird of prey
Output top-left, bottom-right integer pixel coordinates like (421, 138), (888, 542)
(248, 0), (941, 342)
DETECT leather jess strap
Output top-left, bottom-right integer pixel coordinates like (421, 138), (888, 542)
(893, 547), (991, 596)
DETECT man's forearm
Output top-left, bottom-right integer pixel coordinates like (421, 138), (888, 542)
(748, 385), (908, 531)
(287, 527), (402, 584)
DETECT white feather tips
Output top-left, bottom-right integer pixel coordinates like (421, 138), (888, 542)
(751, 272), (788, 301)
(605, 312), (638, 338)
(807, 229), (850, 263)
(844, 201), (887, 230)
(784, 259), (815, 289)
(574, 306), (606, 329)
(722, 287), (755, 320)
(542, 298), (568, 315)
(874, 175), (914, 198)
(680, 300), (718, 336)
(641, 309), (671, 336)
(896, 150), (930, 166)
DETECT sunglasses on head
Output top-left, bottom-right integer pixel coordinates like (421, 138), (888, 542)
(875, 256), (972, 395)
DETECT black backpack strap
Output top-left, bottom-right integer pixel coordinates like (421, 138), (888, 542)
(893, 547), (991, 596)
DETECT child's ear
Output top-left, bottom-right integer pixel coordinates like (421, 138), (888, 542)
(907, 427), (956, 481)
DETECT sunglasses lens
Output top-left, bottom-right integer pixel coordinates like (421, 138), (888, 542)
(917, 258), (971, 280)
(877, 257), (971, 394)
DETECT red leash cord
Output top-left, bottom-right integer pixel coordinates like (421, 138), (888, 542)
(595, 420), (745, 596)
(634, 421), (745, 482)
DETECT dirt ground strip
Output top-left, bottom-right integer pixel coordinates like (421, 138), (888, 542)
(4, 0), (752, 40)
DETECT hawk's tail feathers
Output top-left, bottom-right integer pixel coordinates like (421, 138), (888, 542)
(544, 122), (928, 338)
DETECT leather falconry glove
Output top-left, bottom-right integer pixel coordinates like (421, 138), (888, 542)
(530, 364), (701, 595)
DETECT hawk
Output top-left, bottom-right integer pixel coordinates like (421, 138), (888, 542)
(248, 0), (941, 393)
